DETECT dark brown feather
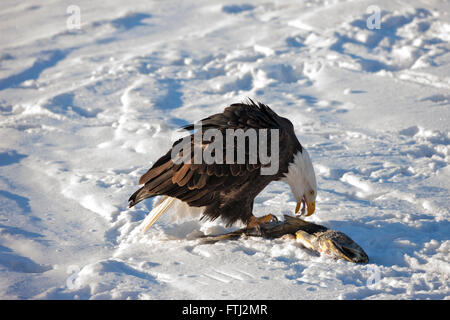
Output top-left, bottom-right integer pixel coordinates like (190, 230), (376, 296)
(145, 170), (174, 193)
(178, 169), (194, 187)
(139, 160), (172, 185)
(172, 163), (191, 185)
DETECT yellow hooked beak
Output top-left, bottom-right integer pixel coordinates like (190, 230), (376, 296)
(295, 202), (301, 214)
(295, 200), (316, 217)
(306, 201), (315, 216)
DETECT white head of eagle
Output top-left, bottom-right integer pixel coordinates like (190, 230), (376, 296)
(129, 99), (318, 230)
(282, 148), (317, 217)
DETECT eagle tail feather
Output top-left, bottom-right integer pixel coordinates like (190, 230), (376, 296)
(141, 196), (176, 233)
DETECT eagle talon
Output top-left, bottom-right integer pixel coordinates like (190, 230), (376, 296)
(247, 214), (278, 229)
(268, 214), (278, 224)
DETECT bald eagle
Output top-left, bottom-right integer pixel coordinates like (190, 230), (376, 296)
(129, 100), (317, 231)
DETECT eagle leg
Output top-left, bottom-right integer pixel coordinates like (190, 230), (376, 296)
(247, 214), (278, 229)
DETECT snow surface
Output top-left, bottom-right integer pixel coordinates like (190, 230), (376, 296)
(0, 0), (449, 299)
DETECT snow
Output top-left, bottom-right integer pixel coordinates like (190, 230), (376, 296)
(0, 0), (449, 299)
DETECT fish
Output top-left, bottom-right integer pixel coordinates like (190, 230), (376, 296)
(199, 214), (369, 263)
